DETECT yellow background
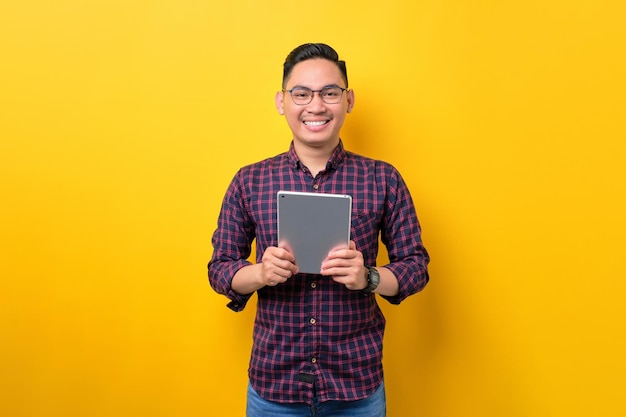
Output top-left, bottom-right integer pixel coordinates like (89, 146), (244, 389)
(1, 1), (625, 416)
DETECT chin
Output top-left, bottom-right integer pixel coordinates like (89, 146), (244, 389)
(297, 136), (337, 147)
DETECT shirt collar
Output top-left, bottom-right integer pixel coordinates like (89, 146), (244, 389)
(287, 140), (347, 172)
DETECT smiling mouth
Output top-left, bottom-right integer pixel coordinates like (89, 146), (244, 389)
(303, 120), (329, 127)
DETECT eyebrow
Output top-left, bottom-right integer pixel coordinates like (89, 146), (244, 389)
(290, 83), (344, 90)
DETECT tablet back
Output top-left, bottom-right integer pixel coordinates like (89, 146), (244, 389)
(277, 191), (352, 274)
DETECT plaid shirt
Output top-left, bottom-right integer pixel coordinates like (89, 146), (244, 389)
(208, 140), (429, 405)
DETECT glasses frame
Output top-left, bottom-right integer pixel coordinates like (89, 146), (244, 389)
(283, 86), (348, 105)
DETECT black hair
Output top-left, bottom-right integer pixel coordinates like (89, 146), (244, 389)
(282, 43), (348, 88)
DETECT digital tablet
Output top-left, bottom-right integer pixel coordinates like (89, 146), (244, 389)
(277, 191), (352, 274)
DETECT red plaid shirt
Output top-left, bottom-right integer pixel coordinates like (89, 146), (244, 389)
(208, 140), (429, 404)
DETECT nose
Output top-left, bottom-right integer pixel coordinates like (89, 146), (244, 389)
(307, 92), (327, 112)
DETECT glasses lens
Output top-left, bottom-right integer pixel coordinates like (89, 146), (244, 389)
(290, 87), (313, 104)
(320, 87), (344, 103)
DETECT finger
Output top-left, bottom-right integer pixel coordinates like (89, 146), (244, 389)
(328, 247), (359, 261)
(320, 264), (349, 277)
(277, 257), (299, 275)
(277, 241), (296, 259)
(274, 265), (296, 279)
(322, 256), (354, 269)
(263, 247), (297, 271)
(265, 245), (295, 261)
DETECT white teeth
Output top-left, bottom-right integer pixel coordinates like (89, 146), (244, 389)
(304, 121), (327, 126)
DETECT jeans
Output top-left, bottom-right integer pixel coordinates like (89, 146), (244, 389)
(246, 381), (386, 417)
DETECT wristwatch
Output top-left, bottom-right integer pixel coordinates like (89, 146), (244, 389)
(363, 267), (380, 294)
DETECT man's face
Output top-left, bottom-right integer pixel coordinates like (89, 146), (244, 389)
(276, 59), (354, 150)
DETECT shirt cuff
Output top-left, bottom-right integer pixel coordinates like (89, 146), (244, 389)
(226, 289), (253, 312)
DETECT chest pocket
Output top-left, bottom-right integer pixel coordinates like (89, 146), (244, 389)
(350, 210), (380, 262)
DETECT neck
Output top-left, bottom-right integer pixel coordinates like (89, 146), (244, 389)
(293, 139), (339, 177)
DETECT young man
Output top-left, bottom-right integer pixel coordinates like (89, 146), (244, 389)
(208, 43), (430, 416)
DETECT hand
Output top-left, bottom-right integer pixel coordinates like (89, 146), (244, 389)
(320, 240), (367, 291)
(260, 243), (298, 287)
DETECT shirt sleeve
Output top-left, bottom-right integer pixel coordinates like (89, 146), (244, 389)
(378, 166), (430, 304)
(208, 169), (255, 312)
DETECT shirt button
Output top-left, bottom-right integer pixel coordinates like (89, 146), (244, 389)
(313, 184), (319, 190)
(310, 282), (317, 289)
(311, 357), (317, 363)
(309, 318), (316, 325)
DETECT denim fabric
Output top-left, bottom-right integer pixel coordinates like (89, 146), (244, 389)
(246, 380), (386, 417)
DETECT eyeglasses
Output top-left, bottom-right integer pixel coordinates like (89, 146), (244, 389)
(283, 86), (347, 105)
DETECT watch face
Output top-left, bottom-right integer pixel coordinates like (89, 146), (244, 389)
(374, 268), (380, 281)
(368, 267), (380, 290)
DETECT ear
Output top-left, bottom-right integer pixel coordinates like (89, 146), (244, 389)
(346, 89), (355, 113)
(275, 91), (285, 115)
